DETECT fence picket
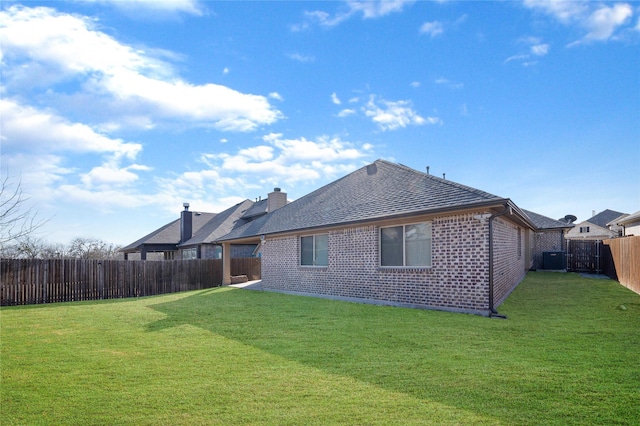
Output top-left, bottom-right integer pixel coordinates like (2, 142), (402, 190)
(0, 258), (241, 306)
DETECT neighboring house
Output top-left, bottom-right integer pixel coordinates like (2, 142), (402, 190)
(121, 208), (216, 260)
(565, 209), (627, 240)
(522, 210), (574, 270)
(217, 160), (536, 316)
(121, 188), (287, 260)
(613, 210), (640, 236)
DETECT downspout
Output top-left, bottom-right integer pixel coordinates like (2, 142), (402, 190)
(488, 204), (510, 319)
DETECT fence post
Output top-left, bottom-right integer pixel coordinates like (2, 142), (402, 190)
(98, 261), (104, 299)
(42, 260), (48, 304)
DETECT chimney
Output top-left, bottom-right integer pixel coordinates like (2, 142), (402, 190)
(267, 187), (287, 212)
(592, 210), (596, 217)
(181, 203), (193, 243)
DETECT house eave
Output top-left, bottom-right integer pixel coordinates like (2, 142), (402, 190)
(216, 198), (534, 243)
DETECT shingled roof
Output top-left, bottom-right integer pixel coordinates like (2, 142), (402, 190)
(587, 209), (626, 228)
(219, 159), (515, 241)
(179, 200), (255, 246)
(522, 209), (574, 230)
(122, 212), (216, 252)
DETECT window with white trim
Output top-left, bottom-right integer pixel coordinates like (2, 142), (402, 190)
(380, 223), (432, 267)
(300, 234), (328, 266)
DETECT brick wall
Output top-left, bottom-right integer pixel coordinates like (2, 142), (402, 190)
(491, 217), (526, 306)
(261, 212), (522, 314)
(532, 230), (565, 269)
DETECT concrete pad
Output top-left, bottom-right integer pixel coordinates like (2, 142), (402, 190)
(228, 279), (263, 290)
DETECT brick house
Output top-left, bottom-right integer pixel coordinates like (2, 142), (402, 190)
(218, 160), (536, 316)
(122, 190), (286, 260)
(523, 209), (574, 270)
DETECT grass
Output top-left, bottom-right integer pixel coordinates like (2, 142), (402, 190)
(1, 272), (638, 425)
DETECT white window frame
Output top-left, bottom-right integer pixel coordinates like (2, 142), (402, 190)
(379, 222), (432, 268)
(300, 234), (328, 267)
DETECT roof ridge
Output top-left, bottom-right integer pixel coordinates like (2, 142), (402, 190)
(375, 159), (502, 201)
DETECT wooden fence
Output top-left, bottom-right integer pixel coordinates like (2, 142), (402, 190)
(602, 236), (640, 295)
(1, 257), (261, 306)
(231, 257), (261, 281)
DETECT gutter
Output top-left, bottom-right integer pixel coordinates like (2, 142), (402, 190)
(488, 203), (510, 319)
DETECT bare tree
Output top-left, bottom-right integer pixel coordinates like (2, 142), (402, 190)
(4, 236), (68, 259)
(0, 175), (48, 249)
(68, 237), (122, 259)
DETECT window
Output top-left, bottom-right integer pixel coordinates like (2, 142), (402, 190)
(300, 234), (328, 266)
(517, 227), (522, 259)
(182, 248), (197, 260)
(580, 226), (590, 233)
(380, 223), (432, 267)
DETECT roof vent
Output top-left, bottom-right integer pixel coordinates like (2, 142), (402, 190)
(183, 202), (190, 211)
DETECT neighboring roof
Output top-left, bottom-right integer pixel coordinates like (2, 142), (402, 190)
(179, 200), (255, 246)
(522, 209), (574, 230)
(122, 212), (216, 252)
(614, 210), (640, 226)
(219, 159), (520, 241)
(587, 209), (626, 228)
(607, 213), (629, 227)
(241, 199), (268, 219)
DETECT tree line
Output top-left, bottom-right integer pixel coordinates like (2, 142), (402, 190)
(1, 236), (123, 260)
(1, 175), (122, 259)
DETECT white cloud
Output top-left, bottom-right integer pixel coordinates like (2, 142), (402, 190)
(504, 54), (530, 64)
(269, 92), (284, 101)
(197, 133), (373, 189)
(0, 6), (281, 132)
(0, 99), (141, 160)
(363, 96), (440, 131)
(348, 0), (415, 19)
(411, 81), (421, 88)
(505, 36), (549, 65)
(582, 3), (633, 41)
(287, 52), (316, 63)
(338, 109), (357, 118)
(523, 0), (587, 22)
(420, 21), (444, 37)
(84, 0), (203, 16)
(523, 0), (635, 45)
(434, 77), (464, 90)
(297, 0), (414, 29)
(531, 43), (549, 56)
(80, 165), (146, 188)
(331, 92), (342, 105)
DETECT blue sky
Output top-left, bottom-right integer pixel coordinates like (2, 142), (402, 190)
(1, 0), (639, 246)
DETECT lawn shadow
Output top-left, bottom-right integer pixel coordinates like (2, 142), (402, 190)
(144, 273), (640, 425)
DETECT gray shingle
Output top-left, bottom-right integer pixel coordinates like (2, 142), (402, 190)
(588, 209), (626, 228)
(219, 159), (508, 240)
(179, 200), (254, 246)
(522, 209), (574, 230)
(122, 212), (216, 251)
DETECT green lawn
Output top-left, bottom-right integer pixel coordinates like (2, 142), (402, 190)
(1, 272), (638, 425)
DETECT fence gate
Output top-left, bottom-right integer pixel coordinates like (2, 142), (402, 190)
(567, 240), (603, 273)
